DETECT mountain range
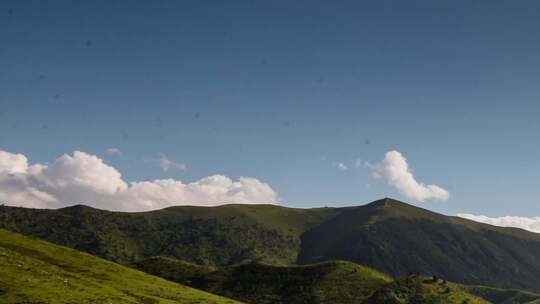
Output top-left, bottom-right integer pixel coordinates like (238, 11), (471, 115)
(2, 198), (540, 302)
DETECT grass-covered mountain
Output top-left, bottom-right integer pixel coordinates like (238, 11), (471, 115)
(3, 228), (536, 304)
(0, 205), (339, 265)
(132, 258), (392, 304)
(363, 275), (489, 304)
(3, 198), (540, 291)
(131, 256), (540, 304)
(0, 203), (339, 265)
(0, 229), (240, 304)
(297, 199), (540, 292)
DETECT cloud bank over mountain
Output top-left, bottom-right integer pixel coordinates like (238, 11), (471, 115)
(457, 213), (540, 234)
(0, 150), (278, 211)
(368, 150), (449, 202)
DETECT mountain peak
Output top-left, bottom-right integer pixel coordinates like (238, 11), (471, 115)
(58, 204), (102, 214)
(366, 197), (408, 207)
(60, 204), (94, 210)
(364, 197), (421, 213)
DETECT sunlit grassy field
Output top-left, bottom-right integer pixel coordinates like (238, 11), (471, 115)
(0, 229), (241, 304)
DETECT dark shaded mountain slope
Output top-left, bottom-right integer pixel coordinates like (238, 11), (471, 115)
(298, 198), (540, 292)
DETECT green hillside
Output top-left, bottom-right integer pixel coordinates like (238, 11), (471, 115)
(0, 229), (241, 304)
(464, 285), (540, 304)
(364, 275), (489, 304)
(2, 226), (539, 304)
(0, 203), (339, 265)
(368, 275), (540, 304)
(131, 256), (217, 283)
(4, 198), (540, 292)
(132, 257), (391, 304)
(132, 256), (540, 304)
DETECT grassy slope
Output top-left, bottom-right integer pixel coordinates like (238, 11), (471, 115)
(464, 285), (540, 304)
(130, 256), (217, 283)
(0, 204), (339, 266)
(0, 229), (241, 304)
(132, 257), (391, 304)
(364, 275), (489, 304)
(133, 257), (540, 304)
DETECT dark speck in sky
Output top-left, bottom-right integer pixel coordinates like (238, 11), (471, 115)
(121, 131), (129, 141)
(85, 40), (92, 47)
(317, 76), (327, 86)
(194, 112), (201, 119)
(7, 8), (13, 15)
(365, 139), (371, 145)
(261, 57), (268, 65)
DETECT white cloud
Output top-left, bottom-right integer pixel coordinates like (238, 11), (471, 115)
(106, 148), (122, 156)
(354, 158), (364, 168)
(0, 150), (28, 173)
(0, 150), (278, 211)
(159, 153), (186, 172)
(124, 175), (278, 210)
(367, 150), (449, 202)
(34, 151), (128, 206)
(333, 162), (348, 171)
(457, 214), (540, 234)
(0, 172), (58, 209)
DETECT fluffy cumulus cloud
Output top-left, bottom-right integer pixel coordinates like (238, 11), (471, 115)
(457, 214), (540, 234)
(0, 150), (278, 211)
(0, 150), (28, 173)
(368, 150), (449, 202)
(125, 175), (277, 210)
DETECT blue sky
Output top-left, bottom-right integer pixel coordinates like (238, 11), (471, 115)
(1, 0), (540, 217)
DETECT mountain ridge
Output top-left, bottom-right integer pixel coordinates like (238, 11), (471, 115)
(3, 198), (540, 291)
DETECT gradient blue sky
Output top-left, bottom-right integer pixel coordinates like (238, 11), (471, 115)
(1, 0), (540, 216)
